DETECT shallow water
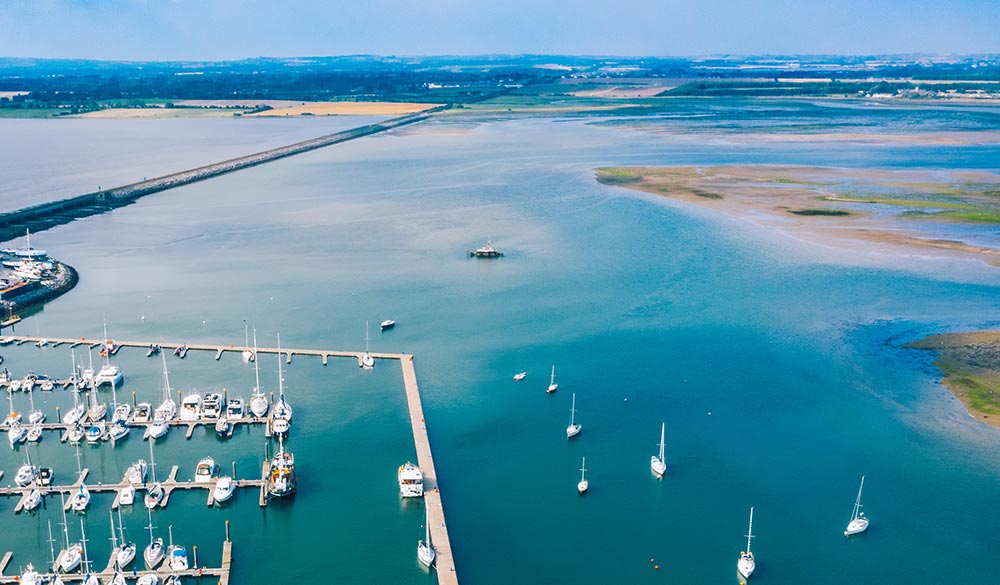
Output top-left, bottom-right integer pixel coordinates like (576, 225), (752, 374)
(0, 100), (999, 584)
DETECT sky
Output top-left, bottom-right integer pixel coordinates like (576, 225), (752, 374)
(1, 0), (999, 60)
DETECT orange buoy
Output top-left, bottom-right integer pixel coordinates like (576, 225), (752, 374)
(654, 565), (659, 570)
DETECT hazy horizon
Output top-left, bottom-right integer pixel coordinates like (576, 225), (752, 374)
(2, 0), (999, 61)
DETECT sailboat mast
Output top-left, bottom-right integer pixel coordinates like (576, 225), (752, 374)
(425, 506), (432, 547)
(569, 393), (576, 425)
(146, 506), (155, 546)
(853, 475), (865, 520)
(253, 328), (261, 391)
(148, 432), (157, 483)
(659, 423), (666, 461)
(109, 511), (118, 552)
(746, 507), (755, 554)
(47, 519), (57, 572)
(60, 493), (71, 548)
(580, 457), (586, 481)
(277, 333), (284, 399)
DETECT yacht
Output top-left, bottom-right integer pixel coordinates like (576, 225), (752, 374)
(154, 353), (177, 422)
(737, 507), (756, 579)
(269, 334), (293, 431)
(241, 321), (254, 362)
(226, 397), (245, 418)
(248, 329), (269, 418)
(109, 420), (130, 442)
(15, 453), (39, 486)
(4, 387), (21, 427)
(213, 475), (235, 503)
(469, 239), (503, 257)
(148, 414), (169, 440)
(361, 322), (375, 369)
(577, 457), (589, 494)
(71, 483), (91, 512)
(57, 494), (83, 572)
(194, 457), (216, 483)
(202, 392), (223, 419)
(179, 393), (201, 422)
(844, 475), (870, 536)
(8, 421), (28, 446)
(112, 403), (132, 424)
(86, 386), (107, 422)
(398, 462), (424, 498)
(137, 574), (160, 585)
(267, 435), (296, 498)
(651, 422), (667, 478)
(417, 505), (436, 568)
(547, 365), (558, 393)
(166, 526), (188, 571)
(144, 439), (164, 510)
(63, 358), (87, 424)
(118, 485), (135, 506)
(95, 363), (123, 387)
(143, 507), (164, 569)
(18, 564), (44, 585)
(566, 393), (581, 438)
(126, 460), (148, 485)
(23, 488), (43, 511)
(271, 417), (289, 436)
(26, 384), (44, 424)
(112, 510), (136, 569)
(380, 319), (395, 331)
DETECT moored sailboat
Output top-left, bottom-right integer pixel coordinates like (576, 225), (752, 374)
(566, 392), (581, 438)
(651, 422), (666, 478)
(737, 507), (756, 579)
(844, 475), (870, 536)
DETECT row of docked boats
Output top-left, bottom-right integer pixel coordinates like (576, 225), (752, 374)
(397, 461), (435, 568)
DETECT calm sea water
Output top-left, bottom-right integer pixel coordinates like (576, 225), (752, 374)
(1, 99), (999, 585)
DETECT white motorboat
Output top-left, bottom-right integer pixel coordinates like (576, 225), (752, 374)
(566, 392), (581, 438)
(19, 563), (44, 585)
(109, 420), (129, 442)
(143, 506), (164, 569)
(844, 475), (870, 536)
(148, 414), (169, 440)
(417, 505), (435, 568)
(118, 485), (135, 506)
(213, 475), (235, 503)
(179, 393), (201, 422)
(577, 457), (589, 494)
(215, 415), (233, 438)
(8, 421), (28, 445)
(361, 322), (375, 369)
(398, 462), (424, 498)
(202, 392), (223, 420)
(166, 526), (188, 571)
(271, 417), (289, 436)
(267, 435), (296, 498)
(23, 488), (43, 511)
(738, 507), (756, 579)
(15, 451), (39, 487)
(513, 371), (527, 381)
(226, 397), (244, 418)
(651, 422), (667, 478)
(112, 403), (132, 424)
(126, 460), (148, 485)
(27, 421), (43, 442)
(248, 329), (269, 418)
(8, 379), (21, 393)
(194, 456), (216, 484)
(37, 466), (54, 487)
(380, 319), (395, 331)
(71, 483), (91, 512)
(547, 365), (558, 393)
(132, 403), (152, 423)
(67, 423), (85, 444)
(137, 574), (160, 585)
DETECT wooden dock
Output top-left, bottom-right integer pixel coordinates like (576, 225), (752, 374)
(0, 538), (232, 584)
(401, 356), (458, 585)
(0, 465), (264, 514)
(0, 334), (406, 364)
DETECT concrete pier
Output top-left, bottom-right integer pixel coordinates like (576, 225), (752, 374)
(401, 356), (458, 585)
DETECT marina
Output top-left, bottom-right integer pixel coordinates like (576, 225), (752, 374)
(0, 334), (459, 585)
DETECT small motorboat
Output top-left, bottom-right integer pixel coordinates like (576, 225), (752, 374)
(37, 467), (53, 486)
(132, 402), (152, 423)
(71, 483), (91, 512)
(26, 421), (43, 442)
(119, 484), (135, 506)
(146, 344), (161, 357)
(109, 420), (130, 442)
(85, 422), (106, 443)
(380, 319), (395, 331)
(194, 457), (216, 484)
(148, 415), (169, 440)
(136, 574), (160, 585)
(126, 460), (148, 485)
(173, 345), (187, 358)
(67, 422), (85, 443)
(213, 476), (235, 503)
(215, 416), (233, 438)
(226, 397), (245, 418)
(513, 371), (527, 381)
(8, 421), (27, 445)
(113, 403), (133, 424)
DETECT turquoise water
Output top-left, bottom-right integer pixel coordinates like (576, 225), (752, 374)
(1, 100), (999, 584)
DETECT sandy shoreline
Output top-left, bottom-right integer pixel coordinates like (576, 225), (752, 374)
(595, 165), (1000, 267)
(904, 331), (1000, 429)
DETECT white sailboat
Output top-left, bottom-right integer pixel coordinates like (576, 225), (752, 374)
(270, 334), (293, 435)
(71, 446), (91, 512)
(4, 383), (21, 427)
(248, 328), (269, 418)
(213, 474), (235, 504)
(547, 365), (558, 393)
(566, 393), (581, 438)
(737, 507), (756, 579)
(651, 422), (666, 478)
(144, 437), (164, 509)
(361, 321), (375, 369)
(57, 493), (83, 573)
(79, 519), (98, 585)
(26, 380), (44, 424)
(241, 321), (254, 362)
(417, 505), (435, 568)
(15, 447), (39, 487)
(150, 353), (175, 439)
(95, 321), (124, 387)
(63, 350), (87, 425)
(113, 509), (136, 569)
(844, 475), (870, 536)
(577, 457), (589, 493)
(86, 383), (106, 423)
(166, 525), (188, 571)
(143, 506), (164, 569)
